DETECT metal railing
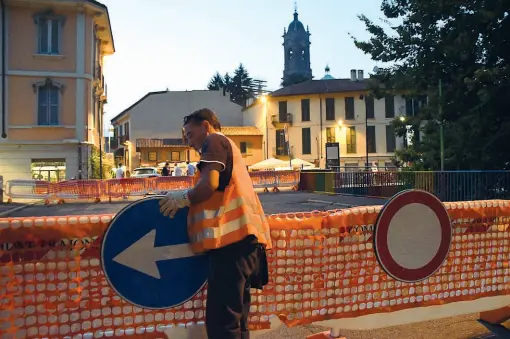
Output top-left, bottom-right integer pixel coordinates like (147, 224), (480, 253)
(300, 170), (510, 201)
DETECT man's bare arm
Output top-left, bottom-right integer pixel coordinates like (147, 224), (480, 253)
(187, 162), (222, 204)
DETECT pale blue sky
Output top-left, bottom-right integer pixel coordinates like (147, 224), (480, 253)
(100, 0), (387, 127)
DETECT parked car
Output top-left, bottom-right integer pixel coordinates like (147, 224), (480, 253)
(131, 167), (161, 178)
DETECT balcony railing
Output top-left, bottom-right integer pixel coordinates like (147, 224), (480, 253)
(95, 63), (108, 103)
(271, 113), (293, 126)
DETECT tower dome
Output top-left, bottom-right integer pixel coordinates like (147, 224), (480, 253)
(321, 65), (335, 80)
(288, 10), (305, 32)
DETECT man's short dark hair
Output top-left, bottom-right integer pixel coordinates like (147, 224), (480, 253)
(183, 108), (221, 131)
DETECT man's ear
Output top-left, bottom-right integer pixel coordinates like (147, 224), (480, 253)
(202, 120), (211, 132)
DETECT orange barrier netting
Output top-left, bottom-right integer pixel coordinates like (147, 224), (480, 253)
(1, 200), (509, 338)
(4, 171), (299, 203)
(150, 176), (194, 194)
(55, 180), (102, 203)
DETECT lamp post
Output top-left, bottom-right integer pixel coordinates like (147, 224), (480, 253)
(260, 94), (269, 160)
(439, 79), (444, 171)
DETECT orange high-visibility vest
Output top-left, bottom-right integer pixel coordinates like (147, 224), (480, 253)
(187, 134), (272, 253)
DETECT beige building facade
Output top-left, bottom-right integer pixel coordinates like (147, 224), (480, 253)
(0, 0), (114, 182)
(110, 90), (255, 171)
(243, 70), (412, 169)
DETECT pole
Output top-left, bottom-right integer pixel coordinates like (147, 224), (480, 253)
(439, 79), (444, 171)
(265, 100), (269, 159)
(288, 135), (292, 168)
(365, 96), (369, 170)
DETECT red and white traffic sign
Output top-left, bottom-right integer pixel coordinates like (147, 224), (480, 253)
(373, 189), (452, 283)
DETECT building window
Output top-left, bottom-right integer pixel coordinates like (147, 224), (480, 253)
(124, 122), (130, 140)
(276, 129), (288, 156)
(31, 159), (66, 182)
(345, 97), (355, 120)
(326, 127), (335, 143)
(34, 12), (65, 55)
(34, 79), (63, 126)
(367, 126), (376, 153)
(405, 96), (427, 116)
(302, 128), (311, 154)
(346, 126), (356, 154)
(365, 95), (375, 119)
(148, 151), (157, 161)
(301, 99), (310, 121)
(171, 151), (180, 162)
(385, 95), (395, 118)
(386, 125), (396, 152)
(278, 101), (287, 122)
(240, 141), (252, 155)
(325, 98), (335, 120)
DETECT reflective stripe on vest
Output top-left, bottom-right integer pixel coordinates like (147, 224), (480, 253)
(188, 196), (244, 225)
(188, 196), (269, 244)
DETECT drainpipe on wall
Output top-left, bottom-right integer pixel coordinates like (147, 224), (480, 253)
(1, 0), (7, 139)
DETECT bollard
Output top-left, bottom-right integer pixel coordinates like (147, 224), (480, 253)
(0, 175), (3, 203)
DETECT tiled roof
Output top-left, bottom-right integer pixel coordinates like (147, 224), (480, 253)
(270, 78), (369, 97)
(222, 126), (263, 136)
(135, 127), (262, 148)
(136, 138), (184, 148)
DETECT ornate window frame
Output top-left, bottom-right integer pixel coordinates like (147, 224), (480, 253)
(32, 78), (65, 126)
(33, 9), (66, 55)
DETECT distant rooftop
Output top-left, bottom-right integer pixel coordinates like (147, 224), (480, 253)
(270, 78), (368, 97)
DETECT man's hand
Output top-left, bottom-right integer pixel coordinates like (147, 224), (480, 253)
(159, 190), (190, 218)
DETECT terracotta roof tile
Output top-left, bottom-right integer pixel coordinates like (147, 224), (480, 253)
(135, 126), (261, 148)
(222, 126), (262, 136)
(136, 138), (184, 148)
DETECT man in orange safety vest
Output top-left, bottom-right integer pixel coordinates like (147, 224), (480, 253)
(159, 108), (272, 339)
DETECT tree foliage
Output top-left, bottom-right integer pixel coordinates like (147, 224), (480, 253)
(353, 0), (510, 170)
(207, 64), (255, 106)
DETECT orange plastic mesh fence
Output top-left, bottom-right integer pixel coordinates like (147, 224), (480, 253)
(0, 200), (509, 338)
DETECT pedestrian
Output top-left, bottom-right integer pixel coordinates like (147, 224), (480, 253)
(159, 108), (271, 339)
(186, 161), (195, 176)
(115, 163), (124, 179)
(173, 163), (183, 176)
(162, 162), (170, 176)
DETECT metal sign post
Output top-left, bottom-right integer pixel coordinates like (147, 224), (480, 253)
(284, 124), (291, 168)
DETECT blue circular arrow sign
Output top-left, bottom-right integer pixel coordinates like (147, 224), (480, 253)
(101, 196), (209, 309)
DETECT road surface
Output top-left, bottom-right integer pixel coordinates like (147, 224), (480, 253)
(1, 191), (387, 217)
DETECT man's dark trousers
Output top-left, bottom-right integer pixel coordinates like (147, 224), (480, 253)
(205, 236), (262, 339)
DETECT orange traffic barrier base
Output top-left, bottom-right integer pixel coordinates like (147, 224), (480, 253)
(307, 331), (346, 339)
(480, 306), (510, 324)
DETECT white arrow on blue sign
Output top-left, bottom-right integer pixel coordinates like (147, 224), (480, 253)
(101, 196), (209, 309)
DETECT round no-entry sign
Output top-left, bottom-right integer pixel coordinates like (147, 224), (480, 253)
(373, 189), (452, 283)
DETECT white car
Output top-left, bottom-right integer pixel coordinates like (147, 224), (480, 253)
(131, 167), (161, 178)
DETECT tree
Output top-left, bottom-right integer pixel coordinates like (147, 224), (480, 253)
(352, 0), (510, 170)
(207, 72), (224, 91)
(230, 64), (255, 106)
(206, 64), (255, 106)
